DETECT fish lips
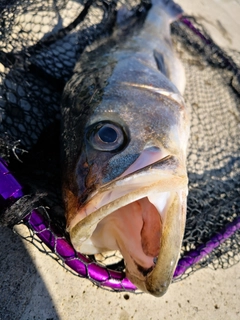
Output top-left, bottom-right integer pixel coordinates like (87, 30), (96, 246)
(68, 155), (188, 297)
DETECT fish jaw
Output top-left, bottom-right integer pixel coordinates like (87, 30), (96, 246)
(67, 155), (188, 297)
(126, 190), (187, 297)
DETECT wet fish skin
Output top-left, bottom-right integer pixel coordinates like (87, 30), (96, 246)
(61, 2), (186, 208)
(61, 0), (190, 296)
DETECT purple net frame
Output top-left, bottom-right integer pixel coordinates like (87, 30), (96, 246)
(0, 17), (240, 292)
(1, 148), (240, 292)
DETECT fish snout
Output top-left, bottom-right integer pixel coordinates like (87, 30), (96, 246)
(120, 143), (172, 178)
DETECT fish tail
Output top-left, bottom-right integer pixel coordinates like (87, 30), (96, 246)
(151, 0), (183, 22)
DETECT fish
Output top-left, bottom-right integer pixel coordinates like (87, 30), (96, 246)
(61, 0), (190, 297)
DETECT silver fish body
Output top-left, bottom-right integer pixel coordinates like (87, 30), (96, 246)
(61, 0), (190, 296)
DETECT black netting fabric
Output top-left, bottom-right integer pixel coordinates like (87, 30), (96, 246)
(0, 0), (239, 291)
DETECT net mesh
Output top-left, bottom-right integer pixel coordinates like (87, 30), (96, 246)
(0, 0), (240, 290)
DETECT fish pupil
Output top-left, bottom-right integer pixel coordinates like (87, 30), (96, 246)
(98, 126), (118, 143)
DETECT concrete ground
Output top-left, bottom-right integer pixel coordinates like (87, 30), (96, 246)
(1, 0), (240, 319)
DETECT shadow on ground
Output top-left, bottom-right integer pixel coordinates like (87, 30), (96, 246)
(0, 226), (60, 320)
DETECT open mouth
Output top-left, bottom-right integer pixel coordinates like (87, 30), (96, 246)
(68, 155), (188, 296)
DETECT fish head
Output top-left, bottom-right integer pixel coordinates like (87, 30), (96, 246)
(61, 73), (190, 297)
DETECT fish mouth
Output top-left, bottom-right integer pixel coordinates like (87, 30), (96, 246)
(68, 154), (188, 297)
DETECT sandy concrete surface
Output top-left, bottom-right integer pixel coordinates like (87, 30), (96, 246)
(1, 223), (239, 320)
(1, 0), (240, 319)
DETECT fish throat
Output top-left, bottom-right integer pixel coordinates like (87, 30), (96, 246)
(91, 196), (163, 274)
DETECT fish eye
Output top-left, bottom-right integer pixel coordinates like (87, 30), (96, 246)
(98, 125), (118, 143)
(87, 122), (126, 152)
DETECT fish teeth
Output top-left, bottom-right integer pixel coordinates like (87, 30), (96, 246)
(147, 192), (170, 222)
(153, 256), (158, 265)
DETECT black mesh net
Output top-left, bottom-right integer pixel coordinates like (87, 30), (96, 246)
(0, 0), (240, 291)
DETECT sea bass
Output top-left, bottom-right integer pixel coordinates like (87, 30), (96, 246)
(61, 0), (190, 297)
